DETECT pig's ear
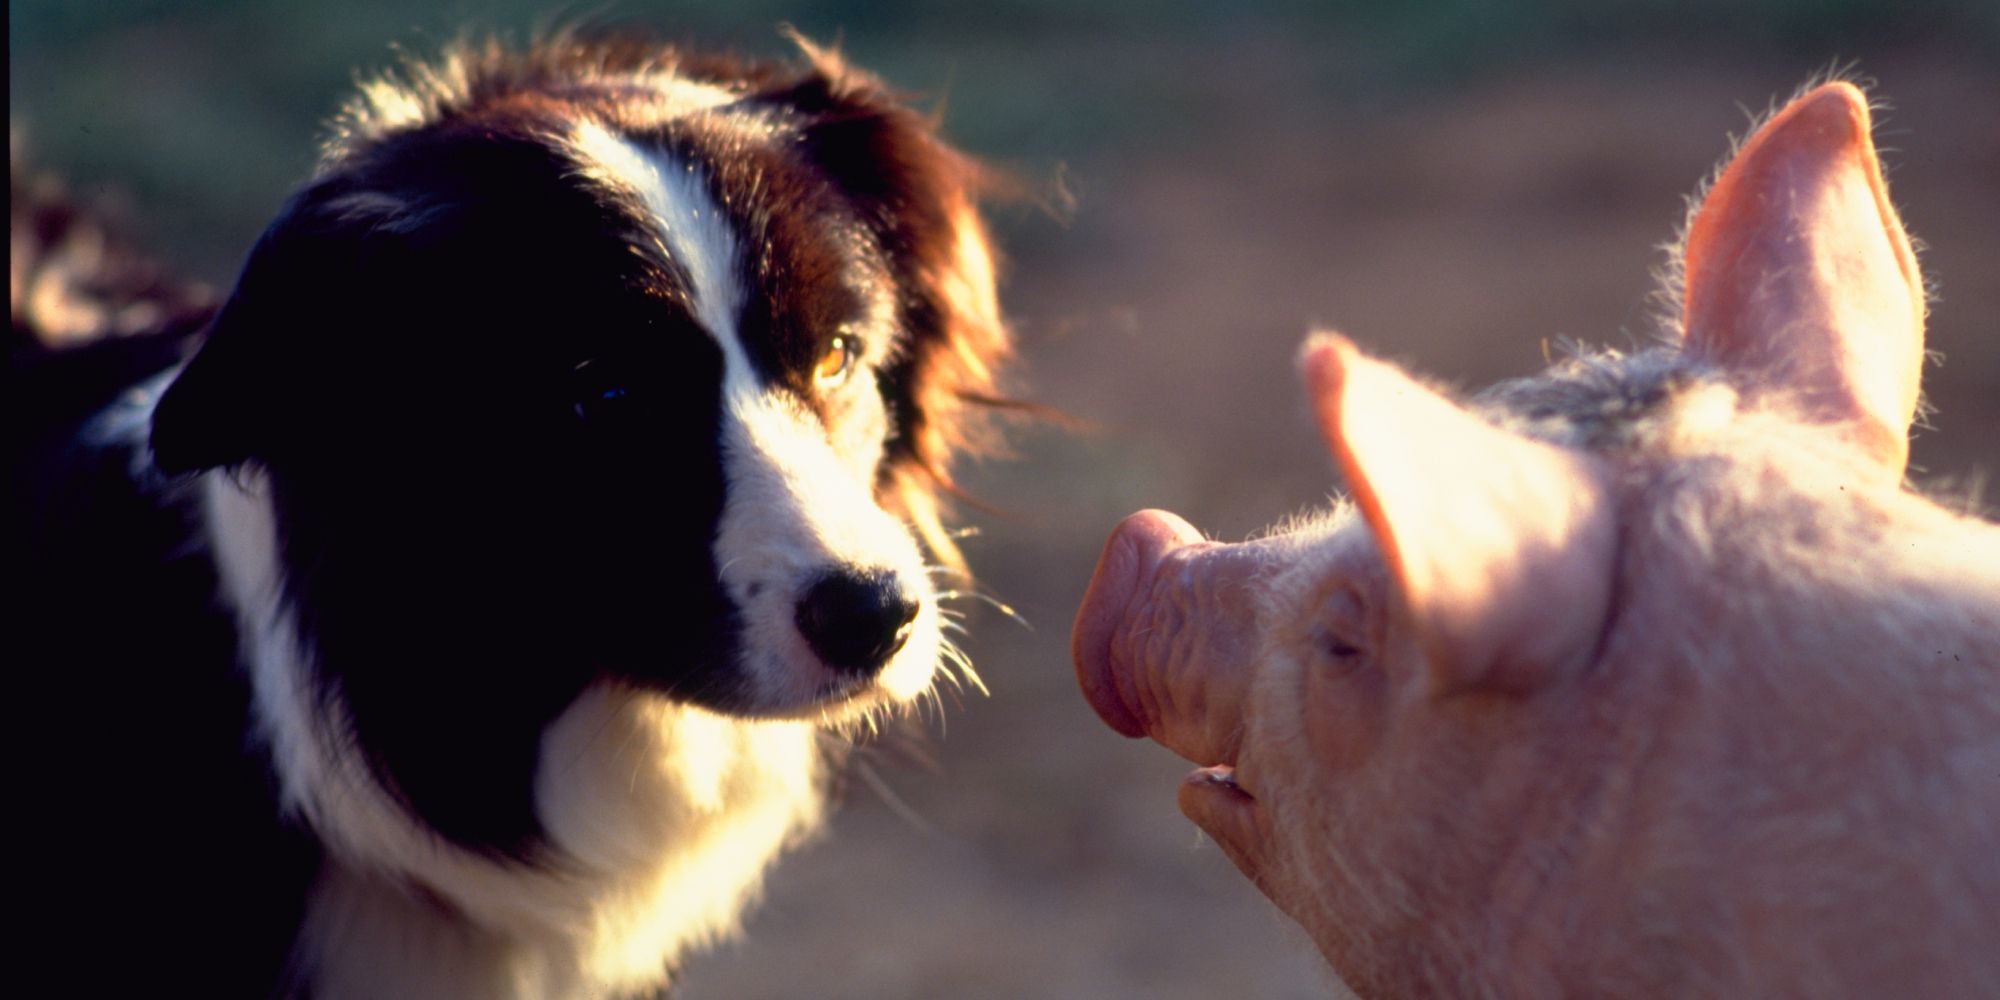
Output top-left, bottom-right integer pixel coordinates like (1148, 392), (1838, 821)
(1681, 81), (1925, 479)
(1301, 334), (1617, 697)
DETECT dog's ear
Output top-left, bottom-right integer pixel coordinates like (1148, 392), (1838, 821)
(150, 183), (398, 473)
(772, 38), (1011, 570)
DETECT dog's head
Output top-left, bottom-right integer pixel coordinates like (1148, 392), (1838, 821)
(148, 36), (1007, 850)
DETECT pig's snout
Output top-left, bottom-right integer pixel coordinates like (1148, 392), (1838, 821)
(1074, 509), (1202, 738)
(1072, 509), (1263, 767)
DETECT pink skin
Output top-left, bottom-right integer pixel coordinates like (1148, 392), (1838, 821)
(1072, 508), (1263, 772)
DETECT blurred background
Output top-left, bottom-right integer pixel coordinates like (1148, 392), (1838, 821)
(13, 2), (1998, 996)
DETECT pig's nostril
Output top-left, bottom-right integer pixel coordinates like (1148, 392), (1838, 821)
(795, 569), (919, 677)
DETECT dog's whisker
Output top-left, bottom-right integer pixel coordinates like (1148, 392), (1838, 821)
(849, 757), (936, 835)
(933, 589), (1031, 631)
(936, 637), (989, 697)
(922, 685), (947, 736)
(922, 563), (976, 589)
(933, 681), (969, 716)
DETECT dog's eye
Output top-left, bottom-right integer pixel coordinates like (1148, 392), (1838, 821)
(813, 332), (861, 387)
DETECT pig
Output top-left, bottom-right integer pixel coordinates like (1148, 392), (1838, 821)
(1073, 81), (2000, 998)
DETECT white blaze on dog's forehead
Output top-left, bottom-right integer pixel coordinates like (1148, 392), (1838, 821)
(565, 118), (756, 398)
(564, 119), (903, 571)
(566, 119), (942, 716)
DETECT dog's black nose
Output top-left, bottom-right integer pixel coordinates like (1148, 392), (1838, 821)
(795, 569), (920, 677)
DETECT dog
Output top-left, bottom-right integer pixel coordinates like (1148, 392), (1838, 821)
(14, 32), (1008, 999)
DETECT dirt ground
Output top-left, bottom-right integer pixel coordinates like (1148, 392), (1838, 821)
(14, 15), (1999, 998)
(676, 49), (2000, 999)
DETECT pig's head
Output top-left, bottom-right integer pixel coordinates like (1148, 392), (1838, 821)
(1077, 82), (2000, 995)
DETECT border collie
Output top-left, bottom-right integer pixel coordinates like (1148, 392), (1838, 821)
(14, 32), (1008, 999)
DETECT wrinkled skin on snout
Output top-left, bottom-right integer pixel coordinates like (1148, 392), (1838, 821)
(1073, 508), (1271, 771)
(1072, 83), (2000, 998)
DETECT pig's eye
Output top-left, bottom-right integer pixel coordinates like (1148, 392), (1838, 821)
(1312, 585), (1368, 670)
(1314, 626), (1364, 669)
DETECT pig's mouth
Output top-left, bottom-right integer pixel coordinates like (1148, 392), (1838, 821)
(1191, 763), (1245, 790)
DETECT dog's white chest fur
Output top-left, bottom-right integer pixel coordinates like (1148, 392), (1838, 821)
(298, 696), (823, 1000)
